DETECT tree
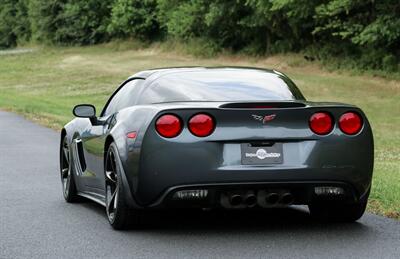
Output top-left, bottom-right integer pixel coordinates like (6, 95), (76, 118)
(108, 0), (159, 40)
(0, 0), (30, 48)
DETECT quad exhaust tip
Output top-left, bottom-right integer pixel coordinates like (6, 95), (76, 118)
(280, 192), (294, 205)
(229, 194), (243, 206)
(265, 192), (279, 205)
(223, 190), (295, 208)
(228, 192), (257, 208)
(244, 193), (257, 207)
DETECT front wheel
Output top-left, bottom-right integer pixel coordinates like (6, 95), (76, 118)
(105, 143), (142, 230)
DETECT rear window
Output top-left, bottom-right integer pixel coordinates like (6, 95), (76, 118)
(138, 69), (304, 104)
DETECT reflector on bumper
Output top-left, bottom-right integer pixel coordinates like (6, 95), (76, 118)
(314, 186), (345, 196)
(173, 190), (208, 199)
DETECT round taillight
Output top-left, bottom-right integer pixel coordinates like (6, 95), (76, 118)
(188, 114), (215, 137)
(155, 114), (182, 138)
(339, 112), (362, 135)
(309, 112), (333, 135)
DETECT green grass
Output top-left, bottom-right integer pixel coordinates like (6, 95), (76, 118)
(0, 42), (399, 219)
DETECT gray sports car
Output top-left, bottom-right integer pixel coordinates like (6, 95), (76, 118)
(60, 67), (373, 229)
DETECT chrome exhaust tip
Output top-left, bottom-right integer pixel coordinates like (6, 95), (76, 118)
(244, 193), (257, 207)
(229, 194), (243, 206)
(280, 192), (294, 205)
(265, 192), (279, 205)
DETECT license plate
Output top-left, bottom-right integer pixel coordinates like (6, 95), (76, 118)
(241, 143), (283, 165)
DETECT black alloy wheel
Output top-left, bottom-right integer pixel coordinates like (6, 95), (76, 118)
(105, 143), (143, 230)
(60, 136), (78, 202)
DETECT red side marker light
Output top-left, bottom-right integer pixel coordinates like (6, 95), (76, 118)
(127, 131), (137, 139)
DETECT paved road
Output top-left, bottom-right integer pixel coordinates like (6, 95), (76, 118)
(0, 111), (399, 259)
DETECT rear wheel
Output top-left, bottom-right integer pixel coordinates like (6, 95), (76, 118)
(309, 193), (369, 222)
(105, 143), (142, 230)
(60, 136), (79, 202)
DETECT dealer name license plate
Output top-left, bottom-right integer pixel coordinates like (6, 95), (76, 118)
(241, 143), (283, 165)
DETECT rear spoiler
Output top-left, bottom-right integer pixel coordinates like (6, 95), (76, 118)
(219, 102), (306, 109)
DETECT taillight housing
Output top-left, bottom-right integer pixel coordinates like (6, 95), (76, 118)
(309, 112), (333, 135)
(188, 113), (215, 137)
(155, 114), (182, 138)
(339, 112), (363, 135)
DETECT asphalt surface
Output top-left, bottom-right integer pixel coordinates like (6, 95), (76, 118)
(0, 110), (399, 259)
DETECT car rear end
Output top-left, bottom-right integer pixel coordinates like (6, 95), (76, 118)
(135, 101), (373, 211)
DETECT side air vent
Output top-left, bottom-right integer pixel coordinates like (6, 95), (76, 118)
(219, 102), (306, 109)
(74, 138), (87, 172)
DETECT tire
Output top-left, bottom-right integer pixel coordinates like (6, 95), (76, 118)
(105, 143), (142, 230)
(308, 192), (369, 222)
(60, 135), (80, 202)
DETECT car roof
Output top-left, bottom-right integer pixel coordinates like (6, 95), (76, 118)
(125, 66), (305, 103)
(128, 66), (280, 80)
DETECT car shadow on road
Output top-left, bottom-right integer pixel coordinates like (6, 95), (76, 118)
(80, 200), (370, 235)
(145, 207), (368, 233)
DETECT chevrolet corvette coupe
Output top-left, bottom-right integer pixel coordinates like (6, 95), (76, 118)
(60, 67), (373, 229)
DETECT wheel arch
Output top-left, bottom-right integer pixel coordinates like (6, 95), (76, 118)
(104, 135), (115, 169)
(61, 128), (67, 138)
(60, 128), (67, 148)
(103, 133), (141, 209)
(59, 129), (67, 172)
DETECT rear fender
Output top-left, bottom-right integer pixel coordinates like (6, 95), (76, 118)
(108, 106), (161, 208)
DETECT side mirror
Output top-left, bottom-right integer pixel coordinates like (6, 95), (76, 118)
(73, 104), (96, 118)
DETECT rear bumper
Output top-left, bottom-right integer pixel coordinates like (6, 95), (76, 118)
(130, 164), (373, 207)
(133, 140), (373, 206)
(139, 180), (368, 209)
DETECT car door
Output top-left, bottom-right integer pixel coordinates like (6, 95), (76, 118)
(79, 79), (145, 194)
